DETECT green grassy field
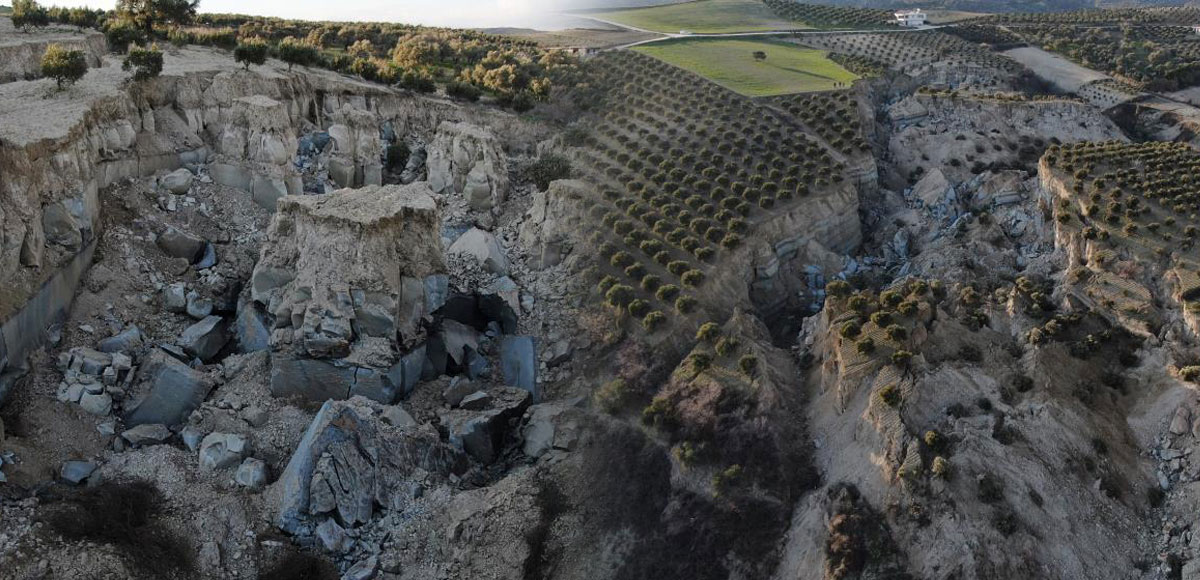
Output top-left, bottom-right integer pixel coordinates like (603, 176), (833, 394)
(587, 0), (802, 34)
(634, 38), (858, 96)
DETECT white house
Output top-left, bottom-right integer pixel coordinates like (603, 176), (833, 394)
(1192, 25), (1200, 35)
(895, 9), (927, 28)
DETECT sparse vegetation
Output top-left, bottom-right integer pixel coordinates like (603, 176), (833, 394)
(41, 480), (191, 576)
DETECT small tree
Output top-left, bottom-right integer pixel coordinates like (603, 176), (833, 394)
(116, 0), (198, 36)
(234, 39), (268, 70)
(13, 0), (50, 31)
(277, 36), (319, 71)
(445, 80), (481, 102)
(122, 44), (163, 82)
(522, 154), (572, 191)
(42, 44), (88, 90)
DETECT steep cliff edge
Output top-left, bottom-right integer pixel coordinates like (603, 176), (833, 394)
(0, 19), (107, 84)
(0, 44), (539, 384)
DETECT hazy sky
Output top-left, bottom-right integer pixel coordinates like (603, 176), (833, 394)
(62, 0), (620, 28)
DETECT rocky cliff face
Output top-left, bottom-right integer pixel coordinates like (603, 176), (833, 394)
(426, 121), (510, 212)
(0, 46), (538, 382)
(887, 94), (1124, 187)
(0, 20), (107, 84)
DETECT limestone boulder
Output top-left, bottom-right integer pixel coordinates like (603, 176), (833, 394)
(426, 121), (509, 211)
(124, 350), (216, 427)
(251, 184), (446, 403)
(449, 228), (509, 275)
(274, 399), (468, 534)
(162, 168), (195, 194)
(518, 179), (588, 269)
(179, 315), (230, 362)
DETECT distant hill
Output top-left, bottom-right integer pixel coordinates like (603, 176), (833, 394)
(578, 0), (1194, 14)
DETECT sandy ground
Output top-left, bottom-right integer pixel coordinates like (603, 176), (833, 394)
(1003, 46), (1109, 93)
(0, 43), (382, 147)
(0, 17), (94, 48)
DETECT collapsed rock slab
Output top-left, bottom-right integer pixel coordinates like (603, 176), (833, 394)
(122, 423), (171, 447)
(61, 461), (98, 484)
(124, 350), (215, 427)
(426, 121), (509, 211)
(449, 228), (509, 275)
(234, 302), (271, 353)
(179, 315), (229, 362)
(162, 168), (195, 194)
(199, 432), (248, 470)
(157, 226), (206, 263)
(97, 325), (143, 354)
(235, 458), (269, 489)
(499, 336), (538, 401)
(439, 387), (532, 464)
(251, 184), (445, 403)
(274, 399), (468, 534)
(518, 179), (587, 269)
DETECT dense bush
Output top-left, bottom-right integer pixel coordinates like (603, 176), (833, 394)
(122, 44), (163, 81)
(234, 38), (269, 69)
(446, 80), (482, 102)
(12, 0), (50, 31)
(738, 354), (758, 376)
(41, 480), (191, 576)
(595, 378), (630, 413)
(277, 36), (320, 70)
(877, 383), (901, 407)
(523, 154), (572, 191)
(643, 311), (667, 331)
(42, 44), (88, 89)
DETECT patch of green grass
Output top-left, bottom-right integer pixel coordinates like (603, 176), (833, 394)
(587, 0), (802, 34)
(634, 38), (858, 96)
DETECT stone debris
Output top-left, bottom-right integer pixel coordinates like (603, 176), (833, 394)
(122, 423), (171, 447)
(124, 350), (215, 427)
(199, 432), (248, 470)
(162, 168), (195, 194)
(60, 460), (97, 484)
(448, 227), (509, 276)
(179, 315), (230, 362)
(235, 457), (269, 489)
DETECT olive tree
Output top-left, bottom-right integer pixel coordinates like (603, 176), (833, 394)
(234, 39), (269, 70)
(42, 44), (88, 90)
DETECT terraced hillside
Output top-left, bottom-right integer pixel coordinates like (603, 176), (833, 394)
(796, 30), (1026, 79)
(761, 0), (895, 29)
(586, 0), (798, 33)
(567, 50), (866, 334)
(1042, 141), (1200, 332)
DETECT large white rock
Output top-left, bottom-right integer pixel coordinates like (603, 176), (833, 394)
(426, 121), (509, 212)
(162, 168), (194, 194)
(449, 228), (509, 275)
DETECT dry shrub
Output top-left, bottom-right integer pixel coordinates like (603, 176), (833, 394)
(260, 551), (338, 580)
(40, 480), (192, 578)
